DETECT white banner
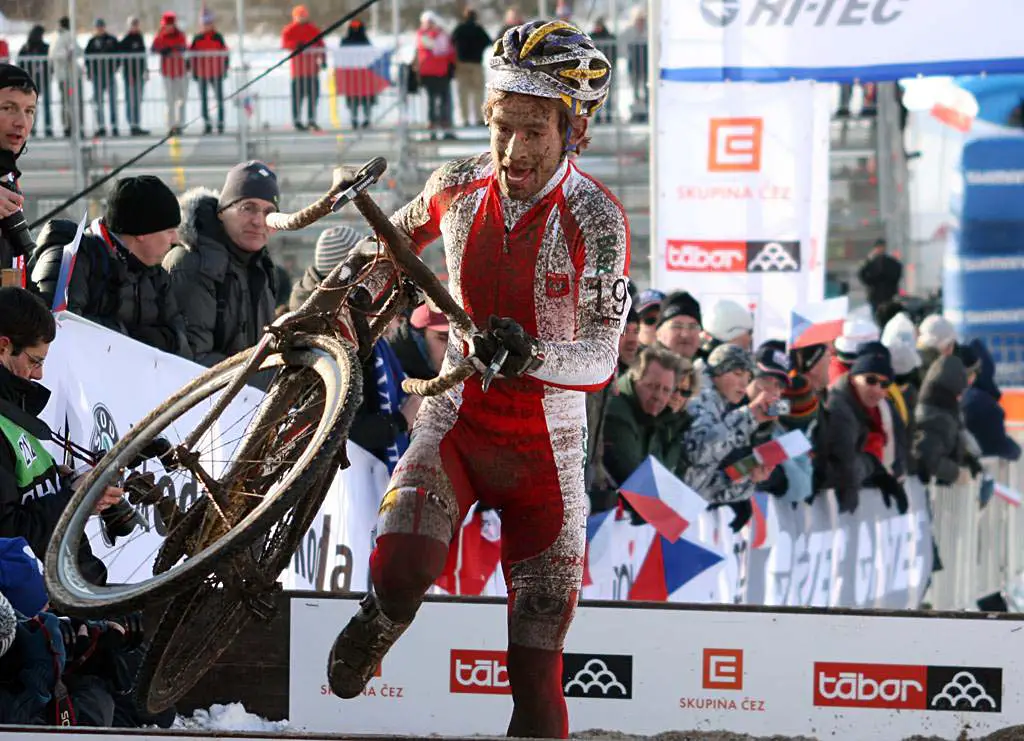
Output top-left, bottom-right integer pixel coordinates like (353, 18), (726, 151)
(290, 595), (1023, 739)
(660, 0), (1024, 82)
(653, 81), (831, 341)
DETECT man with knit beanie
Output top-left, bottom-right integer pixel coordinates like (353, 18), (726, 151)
(165, 161), (283, 366)
(654, 290), (702, 360)
(786, 341), (832, 495)
(29, 175), (191, 358)
(289, 224), (362, 311)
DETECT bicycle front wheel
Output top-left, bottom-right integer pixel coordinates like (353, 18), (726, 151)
(45, 334), (361, 618)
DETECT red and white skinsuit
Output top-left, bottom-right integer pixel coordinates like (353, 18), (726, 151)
(363, 151), (629, 736)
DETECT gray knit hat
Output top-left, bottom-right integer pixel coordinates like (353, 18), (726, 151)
(707, 343), (754, 377)
(314, 225), (362, 274)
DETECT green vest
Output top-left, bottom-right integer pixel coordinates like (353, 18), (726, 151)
(0, 413), (61, 505)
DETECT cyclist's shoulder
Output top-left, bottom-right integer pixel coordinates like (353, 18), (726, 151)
(563, 162), (628, 232)
(426, 152), (493, 194)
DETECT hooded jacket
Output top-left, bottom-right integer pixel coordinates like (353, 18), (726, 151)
(0, 366), (106, 586)
(164, 188), (280, 366)
(913, 355), (969, 485)
(962, 339), (1021, 461)
(28, 218), (192, 359)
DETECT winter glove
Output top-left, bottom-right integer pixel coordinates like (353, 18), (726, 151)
(726, 499), (753, 533)
(966, 456), (983, 480)
(125, 436), (177, 471)
(471, 316), (543, 378)
(873, 471), (909, 515)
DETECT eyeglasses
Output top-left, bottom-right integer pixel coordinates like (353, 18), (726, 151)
(671, 386), (692, 398)
(23, 350), (46, 370)
(233, 201), (277, 219)
(641, 315), (658, 326)
(667, 322), (701, 332)
(862, 374), (891, 389)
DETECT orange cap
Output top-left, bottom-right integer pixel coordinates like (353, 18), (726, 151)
(292, 5), (309, 21)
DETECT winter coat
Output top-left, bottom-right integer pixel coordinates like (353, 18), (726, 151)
(288, 264), (322, 312)
(151, 26), (188, 78)
(119, 31), (147, 83)
(164, 189), (280, 366)
(389, 320), (434, 381)
(0, 149), (26, 271)
(962, 339), (1021, 461)
(17, 28), (50, 91)
(824, 374), (884, 510)
(190, 31), (228, 80)
(778, 383), (831, 495)
(48, 29), (80, 85)
(913, 356), (969, 485)
(603, 373), (687, 487)
(415, 27), (455, 79)
(84, 32), (120, 87)
(281, 21), (325, 78)
(0, 366), (107, 586)
(858, 251), (903, 308)
(28, 218), (192, 359)
(451, 20), (491, 64)
(681, 381), (759, 504)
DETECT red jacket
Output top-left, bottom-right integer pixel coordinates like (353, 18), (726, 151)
(415, 27), (455, 78)
(0, 40), (9, 62)
(190, 31), (228, 80)
(152, 26), (188, 78)
(281, 21), (325, 78)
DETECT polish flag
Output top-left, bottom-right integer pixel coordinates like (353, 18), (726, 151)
(754, 430), (813, 468)
(788, 296), (849, 350)
(995, 483), (1022, 507)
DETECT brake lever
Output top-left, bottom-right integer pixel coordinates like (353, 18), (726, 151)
(480, 347), (508, 393)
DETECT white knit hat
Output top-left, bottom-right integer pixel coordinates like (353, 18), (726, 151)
(314, 225), (362, 274)
(705, 299), (753, 342)
(834, 317), (880, 359)
(881, 312), (921, 376)
(918, 314), (957, 351)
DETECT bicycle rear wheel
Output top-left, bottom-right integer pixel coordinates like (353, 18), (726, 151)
(46, 335), (361, 618)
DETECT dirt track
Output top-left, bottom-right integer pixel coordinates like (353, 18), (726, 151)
(571, 728), (1024, 741)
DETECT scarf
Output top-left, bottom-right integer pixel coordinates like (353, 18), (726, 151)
(852, 380), (886, 463)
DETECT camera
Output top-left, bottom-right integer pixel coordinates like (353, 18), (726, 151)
(766, 399), (790, 417)
(0, 175), (34, 260)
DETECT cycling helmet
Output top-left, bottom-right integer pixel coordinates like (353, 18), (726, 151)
(488, 20), (611, 117)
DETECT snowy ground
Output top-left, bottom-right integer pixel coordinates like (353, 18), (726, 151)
(174, 702), (290, 733)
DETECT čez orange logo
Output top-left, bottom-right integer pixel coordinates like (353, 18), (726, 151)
(708, 118), (763, 173)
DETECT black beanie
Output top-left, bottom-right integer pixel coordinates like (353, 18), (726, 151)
(0, 63), (38, 95)
(849, 341), (894, 379)
(105, 176), (180, 236)
(658, 291), (702, 328)
(791, 343), (828, 374)
(218, 161), (280, 212)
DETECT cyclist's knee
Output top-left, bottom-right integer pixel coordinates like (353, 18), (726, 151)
(507, 585), (579, 651)
(376, 486), (459, 543)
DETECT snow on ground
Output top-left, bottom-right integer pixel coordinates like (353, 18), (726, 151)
(174, 702), (291, 733)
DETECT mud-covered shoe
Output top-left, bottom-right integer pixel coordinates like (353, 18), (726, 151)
(327, 593), (411, 699)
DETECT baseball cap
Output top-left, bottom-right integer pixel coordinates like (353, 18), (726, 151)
(636, 289), (665, 314)
(754, 340), (792, 388)
(411, 304), (450, 332)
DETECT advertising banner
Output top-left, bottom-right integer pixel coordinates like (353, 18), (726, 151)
(660, 0), (1024, 82)
(290, 595), (1024, 739)
(653, 81), (831, 341)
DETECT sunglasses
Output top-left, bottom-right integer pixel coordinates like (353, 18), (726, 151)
(641, 315), (658, 326)
(862, 374), (892, 389)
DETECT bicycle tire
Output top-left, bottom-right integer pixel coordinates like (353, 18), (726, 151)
(45, 335), (361, 618)
(134, 464), (339, 714)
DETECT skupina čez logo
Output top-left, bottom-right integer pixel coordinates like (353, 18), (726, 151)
(814, 662), (1002, 713)
(90, 403), (119, 455)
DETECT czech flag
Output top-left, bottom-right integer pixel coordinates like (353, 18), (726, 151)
(333, 47), (392, 98)
(51, 212), (89, 313)
(789, 296), (849, 350)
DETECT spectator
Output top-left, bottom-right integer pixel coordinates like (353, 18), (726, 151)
(408, 304), (449, 376)
(825, 342), (907, 514)
(913, 355), (977, 486)
(29, 176), (192, 359)
(49, 16), (82, 139)
(415, 12), (456, 140)
(119, 17), (149, 136)
(655, 290), (702, 360)
(882, 311), (922, 456)
(0, 288), (123, 584)
(190, 10), (228, 135)
(603, 345), (688, 490)
(0, 38), (7, 64)
(84, 19), (119, 137)
(617, 306), (640, 375)
(17, 26), (52, 138)
(555, 1), (574, 22)
(622, 7), (648, 123)
(289, 224), (362, 310)
(281, 5), (325, 132)
(787, 342), (832, 493)
(590, 18), (617, 125)
(165, 161), (283, 365)
(665, 355), (699, 415)
(696, 299), (754, 365)
(962, 339), (1021, 461)
(635, 288), (663, 348)
(831, 315), (879, 383)
(340, 20), (376, 130)
(151, 11), (188, 136)
(390, 307), (438, 382)
(451, 8), (490, 128)
(498, 7), (525, 38)
(858, 238), (903, 318)
(0, 591), (11, 658)
(0, 64), (36, 276)
(874, 298), (905, 335)
(916, 314), (956, 379)
(683, 344), (774, 507)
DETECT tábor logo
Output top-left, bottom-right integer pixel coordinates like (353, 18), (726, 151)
(90, 403), (119, 455)
(699, 0), (740, 27)
(814, 662), (1002, 712)
(746, 241), (801, 272)
(666, 241), (746, 272)
(703, 649), (743, 691)
(708, 117), (763, 172)
(450, 650), (510, 695)
(562, 654), (632, 699)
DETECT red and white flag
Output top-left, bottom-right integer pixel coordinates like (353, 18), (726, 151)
(789, 296), (849, 350)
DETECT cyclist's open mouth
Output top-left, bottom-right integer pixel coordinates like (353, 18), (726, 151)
(503, 166), (533, 189)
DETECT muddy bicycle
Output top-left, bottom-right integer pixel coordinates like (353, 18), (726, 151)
(42, 157), (496, 713)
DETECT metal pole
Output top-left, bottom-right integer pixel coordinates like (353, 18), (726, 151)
(647, 0), (659, 288)
(235, 0), (249, 161)
(371, 0), (381, 35)
(68, 0), (86, 193)
(539, 0), (550, 19)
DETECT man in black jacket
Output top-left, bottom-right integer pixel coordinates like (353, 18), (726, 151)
(119, 18), (149, 137)
(858, 238), (903, 318)
(29, 175), (192, 359)
(0, 288), (123, 585)
(0, 63), (38, 281)
(84, 19), (120, 137)
(450, 9), (490, 127)
(16, 26), (52, 138)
